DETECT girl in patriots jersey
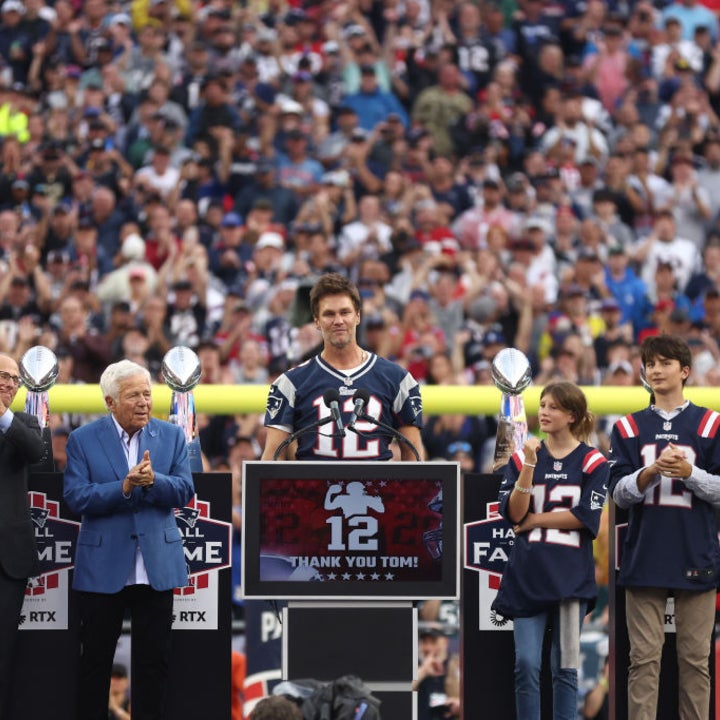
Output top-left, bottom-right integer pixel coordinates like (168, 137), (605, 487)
(262, 273), (424, 461)
(492, 381), (609, 720)
(608, 335), (720, 720)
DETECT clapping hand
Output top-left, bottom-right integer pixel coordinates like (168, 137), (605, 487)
(655, 443), (690, 479)
(131, 450), (155, 486)
(123, 451), (155, 494)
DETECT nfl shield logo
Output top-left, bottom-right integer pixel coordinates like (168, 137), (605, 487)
(553, 461), (562, 471)
(663, 421), (672, 431)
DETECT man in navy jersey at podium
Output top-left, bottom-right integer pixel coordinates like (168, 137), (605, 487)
(608, 335), (720, 720)
(261, 273), (425, 461)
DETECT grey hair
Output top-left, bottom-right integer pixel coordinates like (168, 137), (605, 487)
(100, 360), (152, 408)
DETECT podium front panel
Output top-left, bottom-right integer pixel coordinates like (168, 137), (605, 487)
(284, 602), (415, 682)
(242, 461), (459, 600)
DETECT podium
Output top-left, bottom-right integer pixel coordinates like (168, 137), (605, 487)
(13, 471), (232, 720)
(242, 461), (460, 718)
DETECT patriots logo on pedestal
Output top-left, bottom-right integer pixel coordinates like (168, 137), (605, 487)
(27, 492), (80, 597)
(176, 507), (201, 529)
(175, 497), (232, 597)
(32, 508), (50, 529)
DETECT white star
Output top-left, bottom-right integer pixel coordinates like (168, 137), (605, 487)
(342, 573), (352, 580)
(327, 573), (337, 580)
(370, 572), (380, 580)
(385, 572), (394, 580)
(356, 572), (366, 580)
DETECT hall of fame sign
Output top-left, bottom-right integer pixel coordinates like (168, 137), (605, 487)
(464, 500), (515, 631)
(20, 491), (80, 631)
(173, 495), (232, 631)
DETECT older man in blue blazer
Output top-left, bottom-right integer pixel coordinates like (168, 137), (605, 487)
(64, 359), (194, 720)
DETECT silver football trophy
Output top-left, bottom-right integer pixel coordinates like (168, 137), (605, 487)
(162, 346), (203, 472)
(491, 347), (532, 471)
(19, 345), (59, 471)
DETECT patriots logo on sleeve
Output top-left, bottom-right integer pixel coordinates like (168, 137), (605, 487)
(590, 490), (605, 511)
(409, 396), (423, 417)
(266, 388), (284, 419)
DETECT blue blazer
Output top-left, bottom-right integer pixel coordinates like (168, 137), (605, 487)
(64, 415), (195, 594)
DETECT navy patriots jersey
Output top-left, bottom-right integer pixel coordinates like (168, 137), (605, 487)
(608, 403), (720, 591)
(492, 442), (608, 618)
(456, 35), (498, 93)
(264, 352), (423, 461)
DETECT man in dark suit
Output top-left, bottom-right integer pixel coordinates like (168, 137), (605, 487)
(0, 352), (45, 717)
(63, 359), (195, 720)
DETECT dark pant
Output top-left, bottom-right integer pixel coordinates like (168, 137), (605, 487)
(77, 585), (174, 720)
(0, 567), (27, 719)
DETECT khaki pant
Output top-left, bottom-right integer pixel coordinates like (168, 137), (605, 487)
(626, 586), (716, 720)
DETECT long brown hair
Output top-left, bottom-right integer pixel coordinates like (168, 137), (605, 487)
(540, 381), (594, 442)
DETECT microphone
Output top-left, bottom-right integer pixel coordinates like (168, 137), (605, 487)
(348, 388), (370, 430)
(323, 388), (346, 437)
(350, 404), (422, 462)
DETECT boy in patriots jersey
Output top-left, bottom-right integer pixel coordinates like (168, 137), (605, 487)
(493, 381), (609, 720)
(262, 273), (424, 461)
(608, 335), (720, 720)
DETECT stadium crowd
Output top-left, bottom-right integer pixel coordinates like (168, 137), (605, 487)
(1, 0), (720, 476)
(3, 1), (720, 717)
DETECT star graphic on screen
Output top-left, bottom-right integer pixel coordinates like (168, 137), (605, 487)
(356, 572), (366, 580)
(379, 480), (387, 487)
(385, 572), (395, 580)
(327, 573), (337, 580)
(342, 573), (352, 580)
(370, 572), (380, 580)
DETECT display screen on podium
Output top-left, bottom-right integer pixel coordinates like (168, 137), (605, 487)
(242, 461), (459, 599)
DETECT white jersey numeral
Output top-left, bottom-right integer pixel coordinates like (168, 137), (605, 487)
(527, 484), (582, 548)
(640, 443), (696, 508)
(313, 395), (382, 458)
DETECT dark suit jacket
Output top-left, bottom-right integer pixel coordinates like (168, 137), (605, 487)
(0, 412), (45, 579)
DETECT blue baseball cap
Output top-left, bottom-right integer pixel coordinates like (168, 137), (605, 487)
(221, 212), (243, 228)
(448, 441), (472, 456)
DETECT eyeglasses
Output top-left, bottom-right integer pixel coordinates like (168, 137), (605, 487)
(0, 370), (21, 386)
